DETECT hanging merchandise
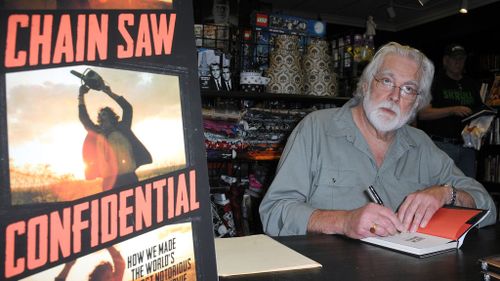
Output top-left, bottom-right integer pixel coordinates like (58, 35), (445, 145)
(343, 35), (353, 78)
(302, 39), (337, 96)
(266, 34), (304, 94)
(211, 193), (237, 237)
(360, 35), (376, 62)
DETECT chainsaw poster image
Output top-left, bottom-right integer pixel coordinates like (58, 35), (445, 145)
(6, 65), (186, 204)
(0, 1), (218, 280)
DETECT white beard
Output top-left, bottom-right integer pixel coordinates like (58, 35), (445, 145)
(362, 91), (413, 132)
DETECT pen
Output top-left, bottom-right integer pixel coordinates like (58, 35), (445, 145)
(367, 186), (404, 233)
(367, 185), (384, 206)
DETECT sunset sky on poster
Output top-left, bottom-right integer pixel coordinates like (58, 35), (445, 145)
(6, 65), (186, 183)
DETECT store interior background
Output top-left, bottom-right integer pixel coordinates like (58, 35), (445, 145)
(194, 0), (500, 80)
(193, 0), (500, 237)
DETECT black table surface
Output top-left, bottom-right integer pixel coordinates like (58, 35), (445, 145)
(220, 223), (500, 281)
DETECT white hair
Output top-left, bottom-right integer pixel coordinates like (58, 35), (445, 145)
(353, 42), (434, 112)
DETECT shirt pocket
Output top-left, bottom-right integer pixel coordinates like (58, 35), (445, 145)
(385, 177), (432, 209)
(393, 163), (432, 192)
(309, 167), (366, 209)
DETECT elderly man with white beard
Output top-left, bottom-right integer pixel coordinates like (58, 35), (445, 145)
(259, 42), (497, 238)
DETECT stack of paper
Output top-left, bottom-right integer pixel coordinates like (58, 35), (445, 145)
(215, 234), (321, 277)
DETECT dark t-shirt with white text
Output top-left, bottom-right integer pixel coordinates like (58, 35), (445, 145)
(419, 71), (482, 139)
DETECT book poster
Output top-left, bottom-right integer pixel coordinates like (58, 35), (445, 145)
(0, 1), (217, 280)
(22, 222), (196, 281)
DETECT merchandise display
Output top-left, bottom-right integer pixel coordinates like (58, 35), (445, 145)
(254, 13), (326, 38)
(194, 23), (231, 50)
(480, 118), (500, 184)
(198, 48), (232, 91)
(331, 34), (375, 96)
(240, 12), (325, 73)
(240, 70), (271, 93)
(303, 39), (337, 96)
(201, 96), (341, 237)
(267, 34), (304, 94)
(203, 103), (311, 161)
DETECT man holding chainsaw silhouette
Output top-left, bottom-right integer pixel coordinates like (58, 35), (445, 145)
(76, 69), (152, 190)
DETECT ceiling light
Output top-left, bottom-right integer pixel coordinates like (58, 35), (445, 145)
(418, 0), (430, 6)
(459, 0), (468, 13)
(387, 6), (396, 18)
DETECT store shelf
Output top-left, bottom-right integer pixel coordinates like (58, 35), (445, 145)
(201, 89), (350, 237)
(201, 90), (351, 106)
(207, 153), (281, 162)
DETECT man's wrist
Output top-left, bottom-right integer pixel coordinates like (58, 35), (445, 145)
(442, 183), (457, 206)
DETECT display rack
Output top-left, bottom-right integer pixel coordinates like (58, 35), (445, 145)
(201, 89), (349, 237)
(477, 110), (500, 188)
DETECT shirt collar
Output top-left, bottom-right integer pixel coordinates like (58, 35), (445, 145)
(325, 98), (358, 140)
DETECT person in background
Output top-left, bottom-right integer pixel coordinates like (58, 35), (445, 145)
(418, 44), (483, 178)
(259, 42), (496, 238)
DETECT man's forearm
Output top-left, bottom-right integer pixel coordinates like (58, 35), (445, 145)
(103, 86), (121, 100)
(418, 107), (453, 120)
(78, 93), (85, 106)
(307, 209), (348, 235)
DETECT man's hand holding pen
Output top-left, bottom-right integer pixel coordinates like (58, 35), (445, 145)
(366, 184), (457, 236)
(342, 203), (405, 239)
(308, 184), (468, 239)
(351, 185), (405, 238)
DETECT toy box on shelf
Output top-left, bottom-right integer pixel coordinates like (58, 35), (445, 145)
(194, 23), (232, 51)
(241, 12), (327, 72)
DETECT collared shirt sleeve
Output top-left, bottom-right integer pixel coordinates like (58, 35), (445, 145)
(259, 114), (318, 236)
(421, 136), (497, 226)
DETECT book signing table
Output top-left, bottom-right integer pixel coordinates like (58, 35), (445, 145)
(219, 223), (500, 281)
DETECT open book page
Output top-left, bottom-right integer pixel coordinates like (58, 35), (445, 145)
(361, 208), (489, 257)
(362, 232), (457, 256)
(215, 234), (321, 277)
(365, 232), (453, 249)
